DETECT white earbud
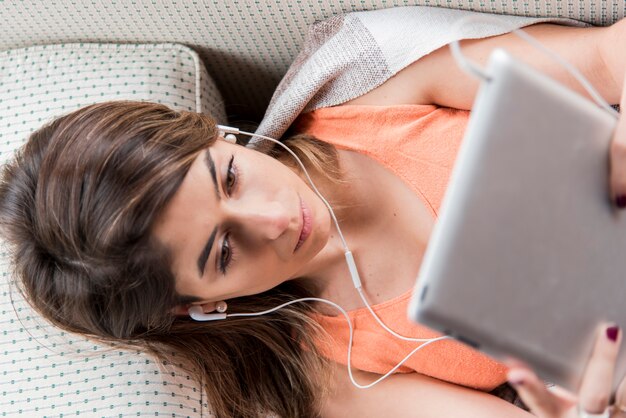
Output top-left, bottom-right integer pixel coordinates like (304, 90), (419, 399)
(188, 305), (227, 321)
(217, 123), (238, 144)
(225, 134), (237, 143)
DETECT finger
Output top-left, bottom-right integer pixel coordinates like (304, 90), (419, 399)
(617, 375), (626, 402)
(508, 367), (563, 417)
(613, 405), (626, 418)
(610, 128), (626, 208)
(578, 324), (621, 414)
(547, 385), (578, 406)
(612, 366), (626, 415)
(610, 95), (626, 209)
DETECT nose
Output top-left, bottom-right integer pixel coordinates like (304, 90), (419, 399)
(228, 200), (292, 241)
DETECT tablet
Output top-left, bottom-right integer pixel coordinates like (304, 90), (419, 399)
(407, 48), (622, 391)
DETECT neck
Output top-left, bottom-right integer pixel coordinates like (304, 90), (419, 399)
(290, 149), (383, 296)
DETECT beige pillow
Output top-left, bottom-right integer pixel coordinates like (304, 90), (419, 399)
(0, 42), (222, 416)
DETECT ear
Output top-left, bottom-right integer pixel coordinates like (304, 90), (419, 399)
(171, 304), (189, 317)
(171, 302), (218, 317)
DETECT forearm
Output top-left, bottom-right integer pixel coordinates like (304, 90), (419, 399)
(599, 18), (626, 105)
(321, 365), (533, 418)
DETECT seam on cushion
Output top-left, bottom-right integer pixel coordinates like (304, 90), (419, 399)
(1, 42), (194, 54)
(1, 42), (159, 55)
(160, 43), (203, 113)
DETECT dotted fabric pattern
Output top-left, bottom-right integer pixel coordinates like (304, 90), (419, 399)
(0, 0), (623, 123)
(0, 43), (222, 416)
(0, 43), (226, 163)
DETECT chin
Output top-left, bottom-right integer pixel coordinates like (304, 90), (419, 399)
(321, 207), (333, 232)
(314, 213), (332, 248)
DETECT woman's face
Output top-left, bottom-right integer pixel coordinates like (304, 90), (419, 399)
(152, 138), (332, 306)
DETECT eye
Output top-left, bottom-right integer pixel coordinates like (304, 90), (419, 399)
(225, 155), (237, 195)
(219, 232), (234, 275)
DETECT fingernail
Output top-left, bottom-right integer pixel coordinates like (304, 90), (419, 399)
(616, 195), (626, 209)
(607, 325), (620, 342)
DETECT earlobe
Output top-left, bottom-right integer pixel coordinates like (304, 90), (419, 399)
(171, 304), (189, 317)
(200, 301), (218, 312)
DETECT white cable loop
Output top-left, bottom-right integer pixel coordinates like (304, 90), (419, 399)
(224, 297), (449, 389)
(449, 16), (619, 118)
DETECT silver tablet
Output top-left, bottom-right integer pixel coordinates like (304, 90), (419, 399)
(408, 48), (622, 391)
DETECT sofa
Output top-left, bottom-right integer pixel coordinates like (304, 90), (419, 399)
(0, 1), (623, 416)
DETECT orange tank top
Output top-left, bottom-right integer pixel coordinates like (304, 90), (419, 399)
(293, 104), (508, 391)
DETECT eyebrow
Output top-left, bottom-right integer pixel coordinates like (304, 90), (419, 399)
(204, 149), (220, 202)
(197, 227), (217, 276)
(197, 149), (220, 276)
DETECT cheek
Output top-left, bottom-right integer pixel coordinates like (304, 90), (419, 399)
(236, 251), (296, 292)
(238, 249), (281, 278)
(251, 152), (299, 185)
(311, 195), (332, 240)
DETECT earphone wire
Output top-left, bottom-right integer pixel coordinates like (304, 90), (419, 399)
(213, 16), (611, 388)
(449, 16), (619, 119)
(206, 296), (449, 389)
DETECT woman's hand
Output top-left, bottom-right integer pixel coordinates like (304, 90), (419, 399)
(507, 324), (625, 418)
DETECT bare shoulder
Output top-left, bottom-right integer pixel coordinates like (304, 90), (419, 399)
(319, 363), (532, 418)
(343, 22), (610, 110)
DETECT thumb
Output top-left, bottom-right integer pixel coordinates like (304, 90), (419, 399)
(610, 116), (626, 208)
(610, 86), (626, 209)
(507, 367), (564, 418)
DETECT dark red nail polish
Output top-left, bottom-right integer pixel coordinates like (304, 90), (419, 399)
(607, 325), (620, 342)
(616, 195), (626, 209)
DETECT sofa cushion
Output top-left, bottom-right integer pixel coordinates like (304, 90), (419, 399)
(0, 0), (621, 123)
(0, 42), (220, 416)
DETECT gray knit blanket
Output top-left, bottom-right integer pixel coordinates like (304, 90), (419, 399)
(251, 5), (586, 150)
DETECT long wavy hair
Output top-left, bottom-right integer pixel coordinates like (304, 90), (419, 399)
(0, 101), (343, 418)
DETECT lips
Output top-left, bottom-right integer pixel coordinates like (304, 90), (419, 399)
(294, 196), (312, 252)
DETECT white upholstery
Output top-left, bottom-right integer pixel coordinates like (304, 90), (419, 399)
(0, 42), (223, 417)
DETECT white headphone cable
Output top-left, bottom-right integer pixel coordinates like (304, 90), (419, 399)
(449, 15), (619, 118)
(201, 297), (449, 389)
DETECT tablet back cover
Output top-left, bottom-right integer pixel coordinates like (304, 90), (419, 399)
(408, 49), (621, 391)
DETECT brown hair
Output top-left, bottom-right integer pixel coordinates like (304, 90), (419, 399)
(0, 101), (340, 417)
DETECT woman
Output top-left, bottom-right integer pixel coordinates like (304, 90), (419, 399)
(1, 20), (625, 418)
